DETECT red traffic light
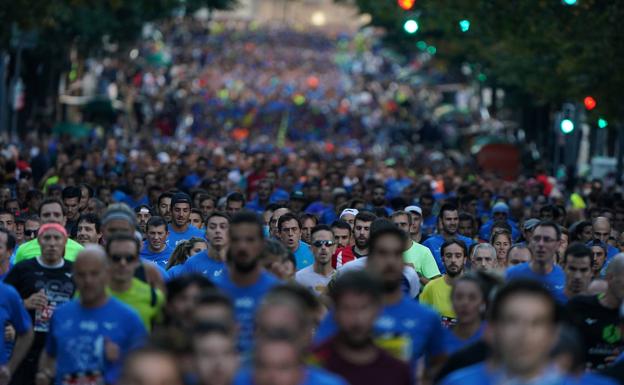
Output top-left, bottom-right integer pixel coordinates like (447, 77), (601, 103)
(584, 96), (596, 111)
(398, 0), (415, 10)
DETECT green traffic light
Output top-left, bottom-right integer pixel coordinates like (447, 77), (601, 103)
(426, 46), (437, 55)
(598, 118), (608, 129)
(403, 20), (419, 34)
(561, 119), (575, 134)
(416, 41), (427, 50)
(459, 19), (471, 32)
(562, 0), (577, 5)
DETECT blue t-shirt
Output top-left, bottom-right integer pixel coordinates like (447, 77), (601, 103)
(166, 264), (185, 280)
(46, 298), (147, 384)
(294, 242), (314, 270)
(441, 323), (485, 355)
(233, 365), (348, 385)
(119, 194), (149, 209)
(0, 282), (31, 364)
(167, 225), (205, 248)
(213, 270), (280, 354)
(139, 244), (173, 270)
(421, 216), (437, 235)
(440, 362), (581, 385)
(422, 234), (475, 274)
(181, 251), (226, 280)
(505, 262), (567, 303)
(314, 295), (444, 370)
(305, 202), (333, 216)
(245, 198), (269, 214)
(478, 219), (521, 242)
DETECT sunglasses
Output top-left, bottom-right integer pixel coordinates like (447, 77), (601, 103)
(24, 229), (38, 237)
(110, 254), (138, 264)
(312, 240), (335, 248)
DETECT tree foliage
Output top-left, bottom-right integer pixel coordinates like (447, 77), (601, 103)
(1, 0), (238, 52)
(348, 0), (624, 122)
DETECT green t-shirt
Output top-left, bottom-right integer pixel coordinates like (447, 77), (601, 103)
(420, 275), (456, 322)
(403, 241), (441, 279)
(14, 238), (84, 264)
(108, 278), (165, 331)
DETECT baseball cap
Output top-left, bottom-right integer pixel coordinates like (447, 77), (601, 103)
(332, 187), (347, 197)
(134, 205), (152, 215)
(340, 208), (359, 218)
(523, 218), (540, 231)
(171, 193), (192, 207)
(405, 205), (422, 216)
(492, 202), (510, 214)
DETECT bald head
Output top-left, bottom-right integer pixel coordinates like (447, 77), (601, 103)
(593, 217), (611, 243)
(75, 244), (108, 267)
(74, 244), (110, 307)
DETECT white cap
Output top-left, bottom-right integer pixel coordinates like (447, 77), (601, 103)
(405, 205), (422, 216)
(340, 208), (359, 218)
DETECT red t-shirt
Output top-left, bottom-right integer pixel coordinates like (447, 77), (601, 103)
(332, 247), (356, 269)
(312, 337), (412, 385)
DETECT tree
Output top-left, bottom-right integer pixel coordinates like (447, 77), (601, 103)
(346, 0), (624, 126)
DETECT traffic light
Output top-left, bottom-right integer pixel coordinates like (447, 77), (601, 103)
(598, 118), (608, 129)
(403, 19), (419, 34)
(459, 19), (471, 32)
(398, 0), (415, 10)
(583, 96), (596, 110)
(562, 0), (577, 5)
(558, 103), (577, 135)
(560, 119), (575, 134)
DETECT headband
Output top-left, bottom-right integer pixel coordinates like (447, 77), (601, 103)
(38, 223), (68, 238)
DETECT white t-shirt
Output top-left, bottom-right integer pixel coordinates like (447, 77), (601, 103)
(334, 257), (421, 298)
(295, 265), (333, 296)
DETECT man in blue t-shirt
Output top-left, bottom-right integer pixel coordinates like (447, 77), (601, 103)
(140, 216), (173, 270)
(37, 245), (147, 385)
(423, 203), (474, 273)
(315, 223), (446, 380)
(167, 193), (204, 247)
(212, 211), (280, 354)
(506, 221), (567, 303)
(0, 282), (33, 384)
(182, 212), (229, 279)
(119, 176), (150, 209)
(440, 281), (581, 385)
(278, 213), (314, 270)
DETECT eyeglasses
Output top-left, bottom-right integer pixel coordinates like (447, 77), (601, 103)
(110, 254), (138, 264)
(24, 229), (38, 237)
(312, 240), (335, 248)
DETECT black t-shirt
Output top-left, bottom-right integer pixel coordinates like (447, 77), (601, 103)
(352, 245), (367, 259)
(4, 258), (75, 350)
(566, 294), (623, 371)
(312, 337), (412, 385)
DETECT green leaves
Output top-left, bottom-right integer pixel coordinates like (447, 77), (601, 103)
(351, 0), (624, 121)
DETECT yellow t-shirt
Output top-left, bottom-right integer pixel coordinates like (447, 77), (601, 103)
(419, 276), (455, 325)
(108, 278), (164, 331)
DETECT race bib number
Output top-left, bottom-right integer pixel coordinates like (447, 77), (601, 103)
(34, 303), (56, 332)
(61, 371), (104, 385)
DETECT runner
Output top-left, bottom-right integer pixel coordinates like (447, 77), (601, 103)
(420, 239), (468, 326)
(37, 245), (147, 385)
(295, 225), (336, 296)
